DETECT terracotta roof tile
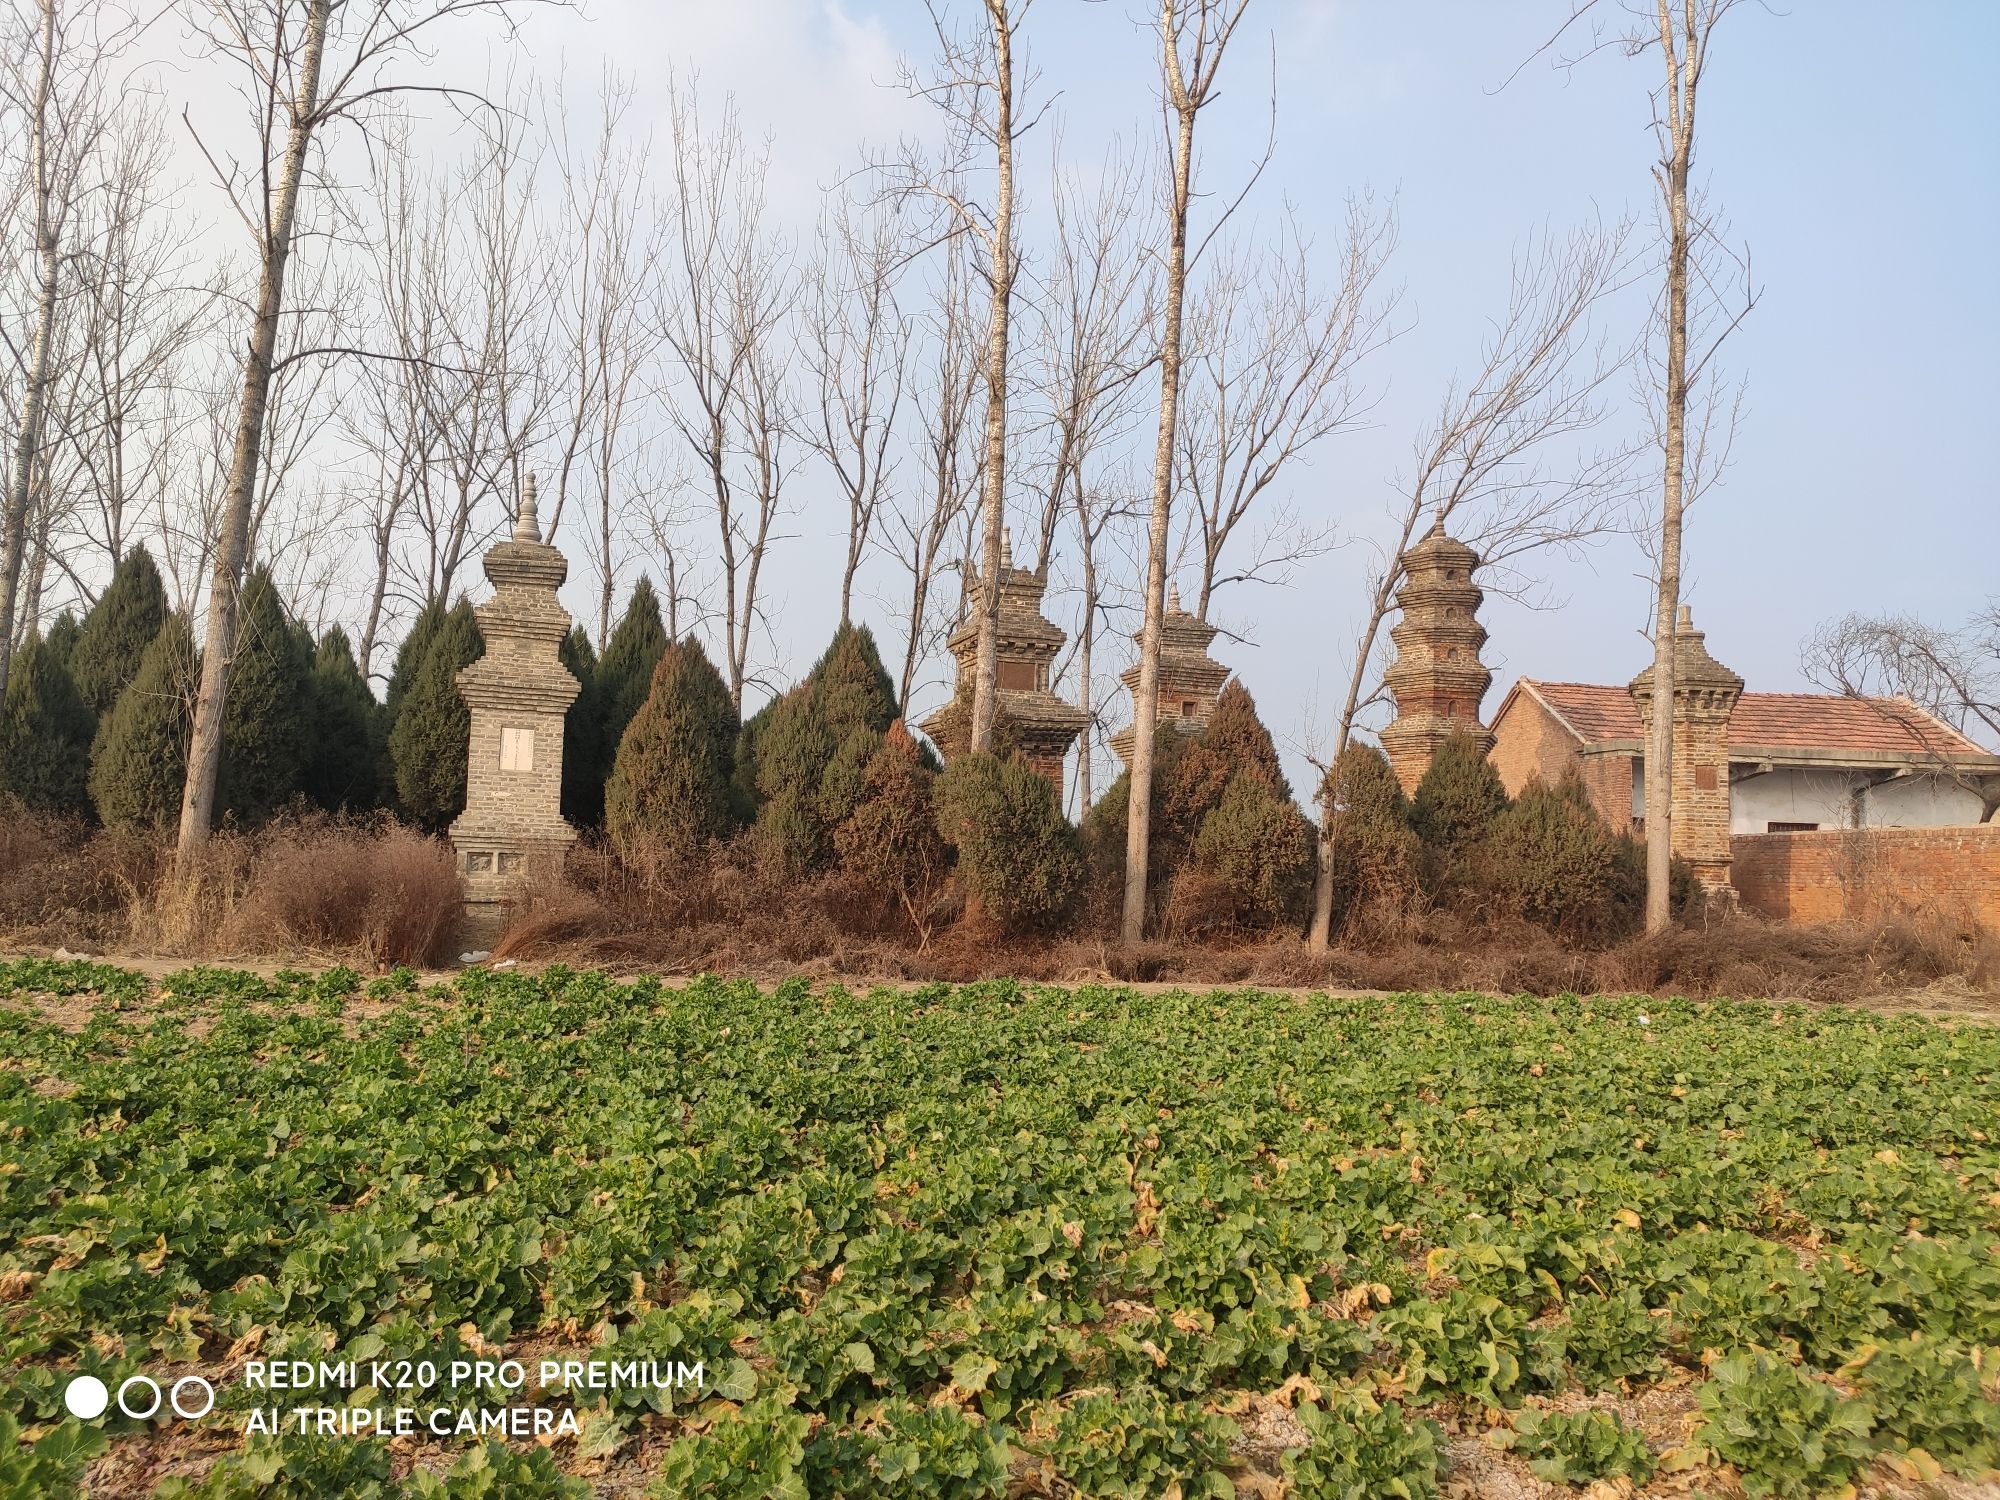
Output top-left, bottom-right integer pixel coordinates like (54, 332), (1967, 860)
(1520, 680), (1992, 760)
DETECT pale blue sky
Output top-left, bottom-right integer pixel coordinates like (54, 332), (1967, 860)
(507, 0), (1997, 779)
(154, 0), (2000, 796)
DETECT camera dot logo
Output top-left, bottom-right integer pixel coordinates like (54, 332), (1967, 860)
(61, 1372), (213, 1422)
(63, 1375), (109, 1420)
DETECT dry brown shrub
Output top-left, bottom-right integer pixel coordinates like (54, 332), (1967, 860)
(0, 796), (169, 948)
(222, 816), (462, 966)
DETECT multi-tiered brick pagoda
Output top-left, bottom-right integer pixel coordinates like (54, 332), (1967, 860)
(1380, 520), (1495, 794)
(920, 530), (1088, 795)
(450, 475), (581, 918)
(1109, 586), (1230, 766)
(1630, 603), (1744, 890)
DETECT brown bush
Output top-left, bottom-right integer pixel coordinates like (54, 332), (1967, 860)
(221, 816), (463, 966)
(0, 796), (170, 947)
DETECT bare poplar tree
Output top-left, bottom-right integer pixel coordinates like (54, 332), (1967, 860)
(50, 100), (213, 584)
(1305, 225), (1639, 949)
(0, 0), (126, 691)
(803, 195), (911, 627)
(1023, 138), (1155, 575)
(1123, 0), (1249, 946)
(882, 231), (983, 714)
(175, 0), (548, 861)
(656, 74), (795, 710)
(542, 70), (664, 645)
(888, 0), (1040, 753)
(1174, 207), (1396, 622)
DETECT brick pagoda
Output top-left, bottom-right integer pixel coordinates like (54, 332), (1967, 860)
(1629, 602), (1743, 890)
(450, 475), (581, 918)
(1379, 520), (1494, 794)
(1109, 586), (1230, 766)
(919, 530), (1088, 795)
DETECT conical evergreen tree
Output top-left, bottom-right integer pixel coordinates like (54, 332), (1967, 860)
(216, 568), (312, 825)
(388, 600), (483, 832)
(42, 611), (80, 671)
(69, 546), (166, 721)
(89, 615), (197, 831)
(834, 720), (951, 939)
(595, 578), (668, 771)
(1318, 741), (1422, 934)
(384, 598), (446, 717)
(1161, 678), (1290, 881)
(811, 622), (898, 744)
(0, 632), (94, 816)
(605, 636), (742, 861)
(300, 628), (383, 811)
(935, 752), (1083, 935)
(559, 625), (606, 827)
(1410, 728), (1509, 854)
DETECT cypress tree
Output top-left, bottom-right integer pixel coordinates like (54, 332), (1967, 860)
(811, 622), (898, 744)
(1161, 678), (1290, 882)
(559, 625), (606, 826)
(1410, 728), (1510, 855)
(69, 546), (167, 721)
(301, 628), (383, 811)
(1480, 772), (1622, 939)
(0, 633), (94, 816)
(388, 600), (483, 832)
(216, 568), (313, 826)
(605, 636), (741, 862)
(835, 721), (951, 938)
(89, 615), (197, 831)
(595, 578), (667, 768)
(42, 611), (80, 671)
(1319, 741), (1423, 934)
(934, 753), (1082, 936)
(1186, 775), (1316, 932)
(384, 598), (446, 717)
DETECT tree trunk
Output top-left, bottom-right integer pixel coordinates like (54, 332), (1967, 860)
(966, 6), (1015, 755)
(1645, 2), (1694, 935)
(1121, 25), (1197, 946)
(0, 0), (62, 697)
(176, 0), (331, 863)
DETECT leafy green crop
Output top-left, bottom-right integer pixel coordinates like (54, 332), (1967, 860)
(1696, 1350), (1874, 1497)
(4, 962), (2000, 1495)
(1507, 1406), (1655, 1484)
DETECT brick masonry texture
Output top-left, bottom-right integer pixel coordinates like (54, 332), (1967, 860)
(1732, 824), (2000, 930)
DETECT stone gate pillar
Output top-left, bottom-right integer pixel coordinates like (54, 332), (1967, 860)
(449, 476), (580, 926)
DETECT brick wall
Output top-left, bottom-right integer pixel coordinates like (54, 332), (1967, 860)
(1731, 824), (2000, 929)
(1490, 693), (1576, 796)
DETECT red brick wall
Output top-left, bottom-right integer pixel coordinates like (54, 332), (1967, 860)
(1491, 694), (1576, 797)
(1731, 825), (2000, 929)
(1489, 693), (1632, 831)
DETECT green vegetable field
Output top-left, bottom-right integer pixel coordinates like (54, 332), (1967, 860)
(4, 958), (1999, 1498)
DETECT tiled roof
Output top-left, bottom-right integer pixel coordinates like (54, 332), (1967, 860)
(1518, 680), (1993, 760)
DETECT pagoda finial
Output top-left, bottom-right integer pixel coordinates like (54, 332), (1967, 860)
(1000, 525), (1013, 570)
(514, 472), (542, 544)
(1168, 583), (1181, 612)
(1677, 601), (1693, 631)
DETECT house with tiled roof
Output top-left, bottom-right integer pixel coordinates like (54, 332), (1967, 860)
(1491, 670), (2000, 836)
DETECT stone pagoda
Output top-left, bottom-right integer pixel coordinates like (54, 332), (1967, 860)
(1109, 586), (1230, 766)
(1629, 603), (1743, 890)
(450, 475), (581, 919)
(1380, 520), (1495, 794)
(919, 530), (1088, 795)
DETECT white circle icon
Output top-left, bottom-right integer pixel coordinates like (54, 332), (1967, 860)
(170, 1376), (215, 1419)
(117, 1375), (162, 1420)
(63, 1375), (109, 1420)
